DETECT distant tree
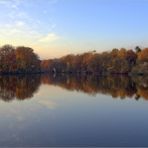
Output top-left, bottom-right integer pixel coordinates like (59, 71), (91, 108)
(118, 48), (127, 59)
(126, 50), (137, 66)
(0, 45), (40, 73)
(15, 46), (40, 72)
(0, 45), (16, 73)
(111, 48), (119, 58)
(138, 48), (148, 63)
(135, 46), (142, 53)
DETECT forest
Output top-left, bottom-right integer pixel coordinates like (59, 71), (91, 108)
(0, 44), (148, 75)
(0, 45), (40, 74)
(41, 46), (148, 75)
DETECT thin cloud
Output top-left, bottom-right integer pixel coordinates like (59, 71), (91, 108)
(0, 0), (22, 8)
(0, 0), (61, 55)
(39, 33), (60, 43)
(0, 0), (10, 5)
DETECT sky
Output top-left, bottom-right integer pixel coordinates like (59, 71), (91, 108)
(0, 0), (148, 59)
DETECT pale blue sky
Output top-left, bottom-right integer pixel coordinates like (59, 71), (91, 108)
(0, 0), (148, 59)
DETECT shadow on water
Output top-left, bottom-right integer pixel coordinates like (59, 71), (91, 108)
(0, 74), (148, 101)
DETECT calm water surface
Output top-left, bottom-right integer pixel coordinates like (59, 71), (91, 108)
(0, 75), (148, 147)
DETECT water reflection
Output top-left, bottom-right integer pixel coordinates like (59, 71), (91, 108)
(0, 74), (148, 101)
(41, 74), (148, 100)
(0, 75), (40, 102)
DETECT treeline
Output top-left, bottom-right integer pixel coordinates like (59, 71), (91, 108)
(41, 46), (148, 75)
(0, 45), (40, 74)
(0, 44), (148, 75)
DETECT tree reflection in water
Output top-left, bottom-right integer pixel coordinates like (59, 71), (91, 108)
(0, 74), (148, 102)
(0, 75), (41, 102)
(41, 74), (148, 100)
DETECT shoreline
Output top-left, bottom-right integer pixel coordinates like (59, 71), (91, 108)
(0, 71), (146, 76)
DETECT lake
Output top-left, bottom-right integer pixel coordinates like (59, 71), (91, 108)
(0, 74), (148, 147)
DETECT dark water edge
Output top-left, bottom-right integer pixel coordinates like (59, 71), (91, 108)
(0, 70), (147, 76)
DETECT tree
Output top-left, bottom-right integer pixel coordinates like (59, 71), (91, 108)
(111, 48), (119, 58)
(15, 46), (40, 73)
(135, 46), (142, 53)
(0, 45), (16, 73)
(126, 50), (137, 66)
(138, 48), (148, 63)
(118, 48), (127, 59)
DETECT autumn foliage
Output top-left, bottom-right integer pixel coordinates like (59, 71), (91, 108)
(0, 45), (40, 74)
(41, 46), (148, 75)
(0, 45), (148, 75)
